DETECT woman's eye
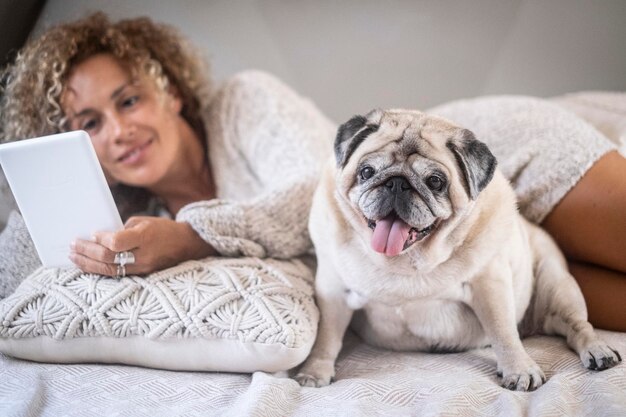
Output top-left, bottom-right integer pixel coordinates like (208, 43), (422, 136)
(121, 96), (139, 108)
(360, 166), (375, 180)
(426, 175), (445, 191)
(82, 118), (98, 131)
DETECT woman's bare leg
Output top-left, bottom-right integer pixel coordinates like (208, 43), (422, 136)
(542, 150), (626, 272)
(568, 262), (626, 332)
(541, 150), (626, 331)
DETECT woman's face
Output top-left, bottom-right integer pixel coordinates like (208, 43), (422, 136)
(62, 53), (185, 188)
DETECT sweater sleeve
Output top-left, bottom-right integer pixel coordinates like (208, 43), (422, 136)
(0, 211), (42, 298)
(176, 71), (336, 258)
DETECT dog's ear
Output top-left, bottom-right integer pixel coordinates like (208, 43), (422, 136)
(334, 110), (381, 168)
(446, 129), (497, 200)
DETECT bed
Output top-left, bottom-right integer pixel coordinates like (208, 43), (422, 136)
(1, 90), (626, 417)
(2, 0), (626, 405)
(1, 329), (625, 416)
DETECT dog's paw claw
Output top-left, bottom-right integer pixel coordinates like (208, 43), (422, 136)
(582, 343), (622, 371)
(295, 373), (332, 388)
(295, 358), (336, 388)
(499, 363), (545, 391)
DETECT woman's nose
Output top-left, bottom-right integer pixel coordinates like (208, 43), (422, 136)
(108, 113), (134, 144)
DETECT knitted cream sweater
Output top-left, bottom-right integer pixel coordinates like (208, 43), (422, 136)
(428, 95), (616, 223)
(176, 71), (335, 258)
(0, 71), (336, 298)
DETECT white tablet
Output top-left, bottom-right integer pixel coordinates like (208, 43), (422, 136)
(0, 130), (123, 267)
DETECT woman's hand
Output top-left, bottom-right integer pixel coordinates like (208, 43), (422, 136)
(69, 216), (216, 277)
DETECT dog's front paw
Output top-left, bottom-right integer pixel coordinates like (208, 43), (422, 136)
(294, 358), (336, 388)
(499, 359), (546, 391)
(295, 373), (333, 388)
(580, 342), (622, 371)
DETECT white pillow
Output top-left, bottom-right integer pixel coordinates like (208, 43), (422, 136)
(0, 257), (318, 372)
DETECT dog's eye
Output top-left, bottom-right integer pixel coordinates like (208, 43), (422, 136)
(426, 175), (445, 191)
(360, 166), (375, 180)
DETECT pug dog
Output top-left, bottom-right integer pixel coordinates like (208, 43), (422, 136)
(295, 109), (621, 391)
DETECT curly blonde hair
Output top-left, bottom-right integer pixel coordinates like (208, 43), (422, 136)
(0, 13), (212, 218)
(0, 12), (211, 143)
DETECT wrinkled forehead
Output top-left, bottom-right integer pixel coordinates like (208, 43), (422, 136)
(385, 110), (462, 145)
(348, 110), (463, 166)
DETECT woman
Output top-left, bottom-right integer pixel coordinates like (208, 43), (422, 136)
(0, 13), (334, 293)
(1, 13), (624, 333)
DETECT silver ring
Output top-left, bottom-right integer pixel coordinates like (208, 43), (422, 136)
(114, 251), (135, 266)
(116, 264), (126, 278)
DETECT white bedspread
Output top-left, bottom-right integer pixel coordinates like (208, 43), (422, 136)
(2, 329), (625, 417)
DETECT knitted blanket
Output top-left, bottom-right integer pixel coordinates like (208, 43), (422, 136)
(1, 329), (625, 416)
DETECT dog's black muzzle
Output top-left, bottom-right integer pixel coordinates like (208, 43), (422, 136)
(374, 176), (415, 220)
(385, 176), (412, 194)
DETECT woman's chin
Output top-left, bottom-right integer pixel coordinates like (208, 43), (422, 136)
(113, 170), (165, 189)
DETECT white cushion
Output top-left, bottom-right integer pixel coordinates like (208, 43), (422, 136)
(0, 257), (318, 372)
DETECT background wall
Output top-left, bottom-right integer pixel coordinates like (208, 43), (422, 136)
(33, 0), (626, 123)
(1, 0), (625, 226)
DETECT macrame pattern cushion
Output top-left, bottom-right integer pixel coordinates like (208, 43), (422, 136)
(0, 257), (319, 372)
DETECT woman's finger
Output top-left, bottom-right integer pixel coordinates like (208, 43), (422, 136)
(69, 251), (140, 278)
(124, 216), (150, 228)
(93, 227), (142, 252)
(69, 251), (118, 277)
(71, 238), (117, 263)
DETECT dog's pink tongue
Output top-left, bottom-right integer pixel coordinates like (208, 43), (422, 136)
(371, 215), (411, 257)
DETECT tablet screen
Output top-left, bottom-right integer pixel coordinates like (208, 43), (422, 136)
(0, 131), (123, 267)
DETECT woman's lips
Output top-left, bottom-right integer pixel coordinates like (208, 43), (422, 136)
(117, 139), (153, 165)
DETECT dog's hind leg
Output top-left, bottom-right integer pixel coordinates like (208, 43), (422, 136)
(527, 223), (622, 371)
